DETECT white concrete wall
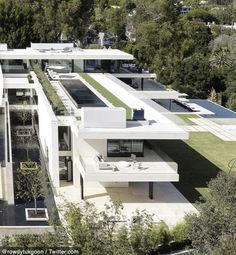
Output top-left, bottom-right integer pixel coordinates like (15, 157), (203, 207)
(0, 44), (7, 51)
(72, 125), (107, 186)
(31, 72), (60, 188)
(78, 137), (107, 157)
(72, 130), (81, 187)
(3, 73), (28, 78)
(31, 43), (73, 50)
(0, 65), (3, 106)
(81, 107), (126, 128)
(74, 60), (84, 72)
(0, 165), (3, 199)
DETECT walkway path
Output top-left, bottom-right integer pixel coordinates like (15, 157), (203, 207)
(189, 117), (236, 141)
(54, 181), (198, 227)
(184, 125), (206, 132)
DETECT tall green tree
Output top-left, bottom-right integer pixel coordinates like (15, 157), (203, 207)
(16, 164), (46, 214)
(0, 0), (35, 48)
(58, 0), (94, 43)
(33, 0), (61, 42)
(186, 172), (236, 254)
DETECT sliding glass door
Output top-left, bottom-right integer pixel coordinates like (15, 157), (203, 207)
(107, 140), (144, 157)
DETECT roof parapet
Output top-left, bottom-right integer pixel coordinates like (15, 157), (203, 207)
(30, 43), (74, 50)
(0, 44), (7, 51)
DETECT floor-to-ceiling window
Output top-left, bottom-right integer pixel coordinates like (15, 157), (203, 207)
(107, 139), (144, 157)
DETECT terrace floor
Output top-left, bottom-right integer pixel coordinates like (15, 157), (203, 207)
(81, 146), (179, 182)
(55, 181), (198, 227)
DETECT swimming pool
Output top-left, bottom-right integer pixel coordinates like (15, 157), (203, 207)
(190, 99), (236, 119)
(60, 80), (107, 108)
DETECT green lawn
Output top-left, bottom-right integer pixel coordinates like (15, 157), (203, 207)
(152, 132), (236, 203)
(80, 73), (132, 119)
(176, 114), (199, 125)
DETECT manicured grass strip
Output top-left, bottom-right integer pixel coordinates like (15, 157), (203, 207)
(31, 62), (67, 115)
(152, 132), (236, 203)
(176, 114), (199, 125)
(80, 73), (132, 119)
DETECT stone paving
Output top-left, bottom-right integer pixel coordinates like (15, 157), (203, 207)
(189, 117), (236, 141)
(54, 181), (198, 227)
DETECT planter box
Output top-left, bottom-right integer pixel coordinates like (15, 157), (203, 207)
(16, 129), (31, 137)
(20, 162), (38, 170)
(25, 208), (49, 221)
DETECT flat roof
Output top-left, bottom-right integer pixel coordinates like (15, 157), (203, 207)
(0, 48), (134, 60)
(74, 73), (188, 140)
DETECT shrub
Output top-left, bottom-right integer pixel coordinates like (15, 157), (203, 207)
(31, 62), (67, 115)
(141, 222), (171, 253)
(27, 74), (34, 84)
(171, 221), (188, 242)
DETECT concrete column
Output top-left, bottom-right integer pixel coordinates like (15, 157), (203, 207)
(149, 182), (153, 200)
(80, 174), (84, 200)
(141, 78), (144, 90)
(169, 99), (172, 111)
(50, 121), (60, 188)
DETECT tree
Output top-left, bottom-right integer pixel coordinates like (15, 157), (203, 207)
(16, 164), (46, 214)
(14, 110), (32, 127)
(213, 235), (236, 255)
(65, 201), (134, 255)
(129, 211), (171, 255)
(226, 93), (236, 111)
(171, 221), (188, 243)
(16, 131), (38, 161)
(1, 233), (59, 249)
(210, 45), (233, 69)
(33, 0), (61, 42)
(209, 0), (234, 5)
(186, 8), (218, 23)
(0, 0), (36, 48)
(185, 172), (236, 254)
(58, 0), (94, 43)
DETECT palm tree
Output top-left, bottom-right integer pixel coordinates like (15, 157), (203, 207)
(210, 45), (233, 69)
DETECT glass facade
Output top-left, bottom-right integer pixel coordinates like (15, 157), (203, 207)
(84, 60), (120, 73)
(59, 156), (73, 182)
(58, 126), (71, 151)
(107, 139), (144, 157)
(7, 89), (37, 105)
(1, 59), (29, 73)
(41, 59), (72, 73)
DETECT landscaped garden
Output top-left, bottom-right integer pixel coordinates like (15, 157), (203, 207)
(80, 73), (132, 119)
(31, 62), (67, 115)
(153, 132), (236, 203)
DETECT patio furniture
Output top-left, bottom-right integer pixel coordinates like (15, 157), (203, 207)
(131, 154), (136, 162)
(137, 162), (142, 169)
(117, 161), (130, 167)
(94, 155), (113, 170)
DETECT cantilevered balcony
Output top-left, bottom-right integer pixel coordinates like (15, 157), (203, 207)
(80, 146), (178, 182)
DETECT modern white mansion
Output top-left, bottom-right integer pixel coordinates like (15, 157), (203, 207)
(0, 43), (189, 204)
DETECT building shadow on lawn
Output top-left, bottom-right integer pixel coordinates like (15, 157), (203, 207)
(150, 140), (221, 203)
